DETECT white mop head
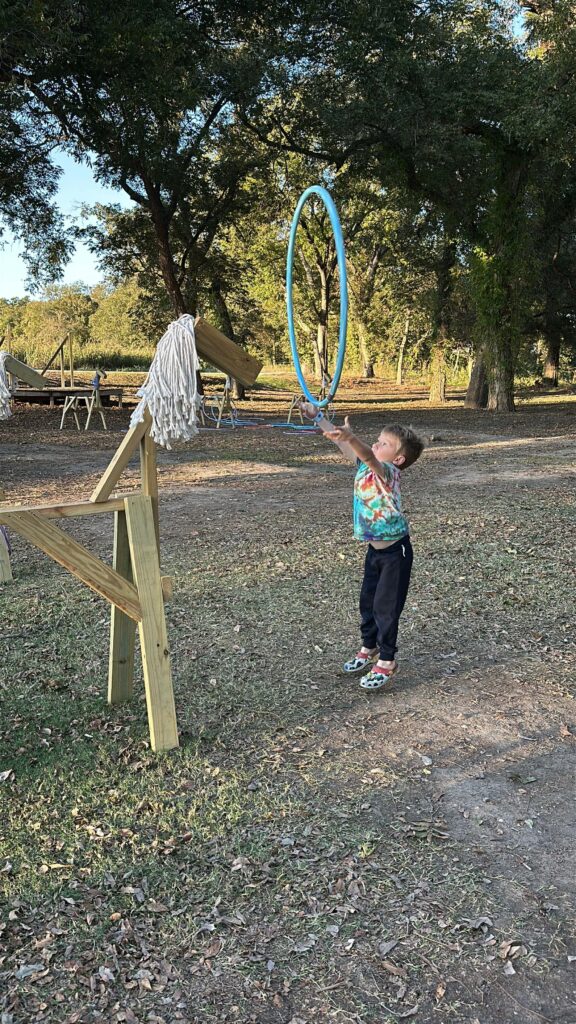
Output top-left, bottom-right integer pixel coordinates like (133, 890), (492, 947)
(130, 314), (201, 449)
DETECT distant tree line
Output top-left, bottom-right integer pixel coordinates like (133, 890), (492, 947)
(1, 0), (575, 407)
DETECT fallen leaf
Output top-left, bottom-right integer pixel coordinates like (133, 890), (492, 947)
(15, 963), (45, 980)
(378, 939), (399, 956)
(382, 960), (407, 978)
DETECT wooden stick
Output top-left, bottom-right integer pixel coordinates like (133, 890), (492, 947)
(0, 498), (125, 523)
(90, 411), (151, 502)
(2, 511), (142, 621)
(140, 430), (160, 554)
(0, 529), (12, 583)
(124, 495), (178, 752)
(108, 510), (137, 703)
(41, 336), (67, 375)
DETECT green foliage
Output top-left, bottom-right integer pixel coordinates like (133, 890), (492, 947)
(2, 0), (576, 403)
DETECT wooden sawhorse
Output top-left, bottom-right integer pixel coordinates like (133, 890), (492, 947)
(60, 389), (108, 431)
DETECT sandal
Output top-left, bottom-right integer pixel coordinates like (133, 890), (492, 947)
(343, 648), (378, 674)
(359, 662), (398, 691)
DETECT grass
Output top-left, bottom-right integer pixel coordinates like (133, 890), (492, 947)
(1, 389), (576, 1022)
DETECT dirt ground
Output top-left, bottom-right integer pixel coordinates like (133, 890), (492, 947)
(1, 377), (576, 1024)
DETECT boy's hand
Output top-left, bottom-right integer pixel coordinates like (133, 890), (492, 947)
(299, 401), (319, 420)
(325, 415), (355, 442)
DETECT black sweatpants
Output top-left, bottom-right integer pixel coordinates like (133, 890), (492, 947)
(359, 536), (413, 661)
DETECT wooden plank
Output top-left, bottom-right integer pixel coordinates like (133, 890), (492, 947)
(140, 430), (160, 554)
(2, 511), (142, 621)
(2, 355), (46, 390)
(124, 495), (178, 752)
(90, 411), (151, 502)
(41, 337), (66, 375)
(108, 510), (136, 703)
(0, 498), (125, 523)
(68, 334), (75, 387)
(0, 529), (12, 583)
(194, 316), (262, 387)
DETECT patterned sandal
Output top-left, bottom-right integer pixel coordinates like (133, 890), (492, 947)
(359, 662), (398, 691)
(343, 648), (378, 674)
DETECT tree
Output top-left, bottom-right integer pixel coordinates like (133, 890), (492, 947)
(90, 279), (166, 361)
(1, 0), (295, 318)
(256, 0), (575, 410)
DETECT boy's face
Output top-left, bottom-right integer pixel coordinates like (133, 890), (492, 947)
(372, 431), (405, 467)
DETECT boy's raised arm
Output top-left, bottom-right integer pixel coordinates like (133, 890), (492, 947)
(300, 402), (357, 463)
(325, 418), (385, 476)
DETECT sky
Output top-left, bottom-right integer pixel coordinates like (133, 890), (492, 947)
(0, 151), (131, 300)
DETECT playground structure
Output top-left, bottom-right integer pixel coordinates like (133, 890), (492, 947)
(0, 316), (262, 751)
(6, 334), (123, 409)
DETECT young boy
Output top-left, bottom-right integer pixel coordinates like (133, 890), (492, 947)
(301, 403), (424, 690)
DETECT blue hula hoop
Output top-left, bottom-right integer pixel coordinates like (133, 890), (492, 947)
(286, 185), (347, 408)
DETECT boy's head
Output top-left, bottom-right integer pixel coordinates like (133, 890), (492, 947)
(372, 425), (425, 470)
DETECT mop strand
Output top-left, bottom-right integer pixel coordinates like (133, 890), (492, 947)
(0, 352), (13, 420)
(130, 314), (201, 449)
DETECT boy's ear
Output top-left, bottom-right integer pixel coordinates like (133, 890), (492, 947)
(393, 453), (406, 468)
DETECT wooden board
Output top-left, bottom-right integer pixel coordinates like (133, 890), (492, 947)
(3, 355), (46, 389)
(140, 431), (160, 555)
(0, 498), (125, 523)
(2, 511), (142, 621)
(195, 317), (262, 387)
(0, 529), (11, 583)
(108, 510), (137, 703)
(124, 495), (179, 752)
(91, 413), (151, 502)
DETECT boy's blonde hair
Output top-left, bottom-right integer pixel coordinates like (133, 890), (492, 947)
(383, 425), (425, 469)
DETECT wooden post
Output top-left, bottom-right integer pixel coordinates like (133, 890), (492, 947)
(124, 494), (178, 752)
(59, 346), (65, 389)
(68, 333), (75, 388)
(139, 430), (160, 555)
(0, 527), (11, 583)
(4, 325), (14, 389)
(108, 510), (136, 703)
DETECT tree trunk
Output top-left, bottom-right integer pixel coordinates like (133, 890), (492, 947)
(464, 355), (489, 409)
(429, 346), (447, 403)
(487, 354), (515, 411)
(428, 239), (455, 403)
(396, 315), (410, 385)
(210, 280), (245, 399)
(147, 190), (188, 317)
(357, 319), (374, 378)
(314, 272), (329, 384)
(543, 330), (561, 386)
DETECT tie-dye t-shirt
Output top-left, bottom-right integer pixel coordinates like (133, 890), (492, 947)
(353, 461), (409, 542)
